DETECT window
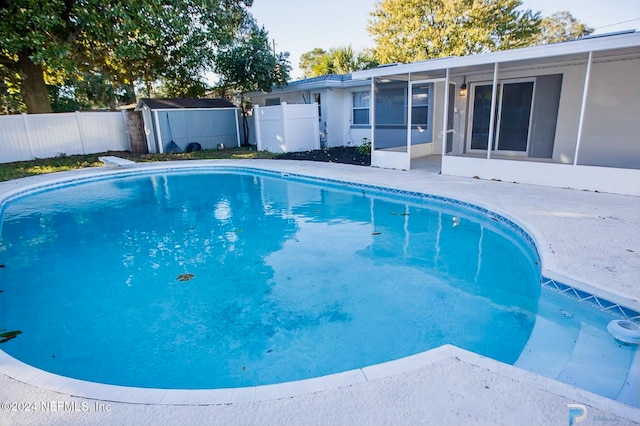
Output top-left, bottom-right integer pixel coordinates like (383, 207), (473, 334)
(265, 97), (280, 106)
(411, 86), (429, 126)
(352, 91), (370, 125)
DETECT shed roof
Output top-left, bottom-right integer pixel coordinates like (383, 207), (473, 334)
(137, 98), (236, 110)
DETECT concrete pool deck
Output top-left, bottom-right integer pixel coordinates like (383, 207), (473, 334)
(0, 159), (638, 425)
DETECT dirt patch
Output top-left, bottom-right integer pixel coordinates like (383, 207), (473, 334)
(274, 146), (370, 166)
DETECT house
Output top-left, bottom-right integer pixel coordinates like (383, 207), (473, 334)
(136, 98), (241, 154)
(246, 74), (371, 148)
(247, 31), (640, 196)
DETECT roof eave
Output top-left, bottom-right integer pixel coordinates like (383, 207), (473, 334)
(352, 31), (640, 80)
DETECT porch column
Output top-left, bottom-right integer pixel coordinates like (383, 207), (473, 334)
(407, 73), (413, 159)
(573, 51), (593, 166)
(370, 77), (376, 151)
(442, 68), (450, 157)
(487, 62), (499, 160)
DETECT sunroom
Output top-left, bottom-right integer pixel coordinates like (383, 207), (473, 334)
(352, 31), (640, 196)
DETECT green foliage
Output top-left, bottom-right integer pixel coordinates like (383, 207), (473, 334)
(0, 0), (253, 113)
(215, 16), (291, 95)
(368, 0), (542, 64)
(358, 138), (372, 155)
(535, 11), (594, 45)
(299, 46), (379, 78)
(214, 15), (291, 144)
(47, 72), (136, 112)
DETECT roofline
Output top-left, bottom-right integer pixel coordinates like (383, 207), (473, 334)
(135, 106), (238, 112)
(352, 31), (640, 80)
(245, 75), (370, 98)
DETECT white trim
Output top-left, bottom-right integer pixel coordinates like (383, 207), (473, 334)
(487, 63), (500, 160)
(370, 78), (376, 151)
(153, 110), (164, 154)
(143, 107), (239, 113)
(234, 109), (241, 148)
(406, 73), (413, 158)
(574, 51), (593, 166)
(442, 69), (450, 158)
(353, 32), (640, 80)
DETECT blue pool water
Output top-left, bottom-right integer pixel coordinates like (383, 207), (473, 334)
(0, 169), (636, 405)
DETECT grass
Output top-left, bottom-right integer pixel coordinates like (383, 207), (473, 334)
(0, 148), (276, 182)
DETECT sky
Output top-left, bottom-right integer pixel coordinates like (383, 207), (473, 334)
(249, 0), (640, 80)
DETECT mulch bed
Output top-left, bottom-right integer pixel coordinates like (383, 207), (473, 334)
(274, 146), (370, 166)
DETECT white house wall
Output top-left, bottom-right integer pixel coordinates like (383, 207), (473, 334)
(578, 57), (640, 169)
(323, 89), (345, 147)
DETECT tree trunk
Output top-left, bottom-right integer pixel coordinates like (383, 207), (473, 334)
(18, 50), (52, 114)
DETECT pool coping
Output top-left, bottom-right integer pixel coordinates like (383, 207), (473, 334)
(0, 160), (638, 420)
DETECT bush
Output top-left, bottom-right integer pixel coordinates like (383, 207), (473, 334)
(358, 138), (371, 155)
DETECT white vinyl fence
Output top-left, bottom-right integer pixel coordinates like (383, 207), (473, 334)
(253, 103), (320, 153)
(0, 111), (130, 163)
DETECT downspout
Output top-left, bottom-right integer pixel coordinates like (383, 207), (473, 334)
(573, 51), (593, 166)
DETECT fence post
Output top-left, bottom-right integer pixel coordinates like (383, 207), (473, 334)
(281, 102), (288, 153)
(253, 105), (262, 151)
(121, 110), (132, 152)
(20, 113), (35, 160)
(75, 111), (87, 154)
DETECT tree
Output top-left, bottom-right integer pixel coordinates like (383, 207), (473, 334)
(214, 15), (291, 146)
(368, 0), (541, 64)
(299, 46), (379, 78)
(0, 0), (252, 113)
(47, 72), (137, 112)
(535, 11), (594, 45)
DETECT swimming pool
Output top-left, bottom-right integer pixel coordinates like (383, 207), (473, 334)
(0, 166), (637, 406)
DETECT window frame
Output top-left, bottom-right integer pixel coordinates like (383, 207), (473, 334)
(351, 90), (370, 127)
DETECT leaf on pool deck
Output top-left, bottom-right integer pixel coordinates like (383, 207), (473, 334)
(372, 232), (382, 236)
(0, 330), (22, 343)
(176, 273), (194, 282)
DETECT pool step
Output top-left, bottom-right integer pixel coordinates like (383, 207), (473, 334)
(556, 326), (631, 400)
(615, 349), (640, 407)
(514, 316), (577, 379)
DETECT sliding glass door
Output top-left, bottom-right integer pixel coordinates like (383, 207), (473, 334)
(467, 80), (535, 155)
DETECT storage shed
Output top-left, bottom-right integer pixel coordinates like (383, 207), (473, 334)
(136, 98), (241, 154)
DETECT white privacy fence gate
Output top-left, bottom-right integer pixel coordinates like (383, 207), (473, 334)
(253, 103), (320, 153)
(0, 111), (130, 163)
